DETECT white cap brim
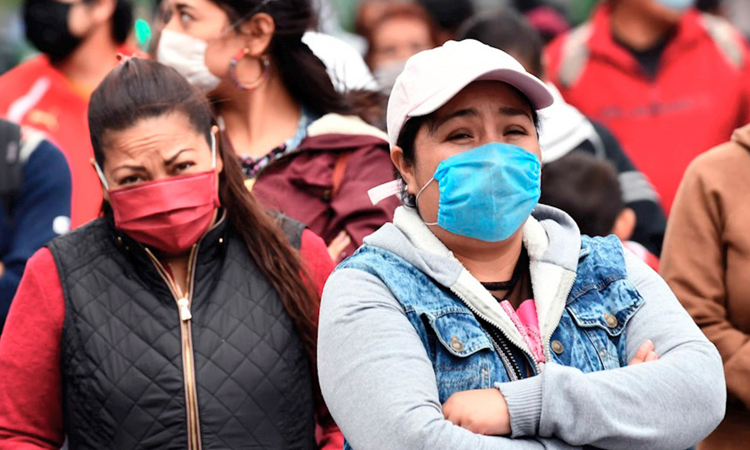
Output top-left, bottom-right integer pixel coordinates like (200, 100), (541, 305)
(409, 68), (554, 119)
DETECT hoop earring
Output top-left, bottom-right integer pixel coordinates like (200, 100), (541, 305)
(229, 49), (270, 91)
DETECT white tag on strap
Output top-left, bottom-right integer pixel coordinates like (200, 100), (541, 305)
(367, 180), (403, 205)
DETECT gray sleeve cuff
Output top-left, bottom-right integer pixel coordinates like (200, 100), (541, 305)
(495, 374), (543, 438)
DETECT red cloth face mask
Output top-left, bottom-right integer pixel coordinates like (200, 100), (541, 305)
(96, 135), (221, 254)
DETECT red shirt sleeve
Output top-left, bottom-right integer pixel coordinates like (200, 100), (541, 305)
(0, 248), (65, 449)
(300, 230), (343, 450)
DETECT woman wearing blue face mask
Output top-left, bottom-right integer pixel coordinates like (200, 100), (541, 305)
(317, 39), (726, 450)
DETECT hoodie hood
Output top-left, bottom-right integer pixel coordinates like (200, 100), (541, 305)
(538, 83), (598, 164)
(362, 204), (582, 361)
(731, 123), (750, 151)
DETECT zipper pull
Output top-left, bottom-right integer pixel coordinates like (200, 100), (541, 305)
(178, 298), (192, 321)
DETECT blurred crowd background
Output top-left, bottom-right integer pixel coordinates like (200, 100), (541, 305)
(1, 0), (749, 77)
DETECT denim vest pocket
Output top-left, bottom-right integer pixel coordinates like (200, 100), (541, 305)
(565, 280), (645, 370)
(424, 310), (495, 403)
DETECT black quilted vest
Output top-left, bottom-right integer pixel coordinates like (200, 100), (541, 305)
(47, 215), (316, 450)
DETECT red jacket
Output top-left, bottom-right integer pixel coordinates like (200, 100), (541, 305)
(0, 49), (139, 228)
(546, 6), (750, 213)
(250, 114), (399, 256)
(0, 229), (343, 450)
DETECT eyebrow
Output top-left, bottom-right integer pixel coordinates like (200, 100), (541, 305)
(112, 164), (146, 175)
(431, 108), (479, 132)
(431, 105), (534, 133)
(499, 106), (533, 121)
(165, 148), (194, 166)
(110, 148), (194, 175)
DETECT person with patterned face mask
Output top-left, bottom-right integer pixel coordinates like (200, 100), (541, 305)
(317, 39), (726, 450)
(0, 0), (139, 229)
(0, 58), (343, 450)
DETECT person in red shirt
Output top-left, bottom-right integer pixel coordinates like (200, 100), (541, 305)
(546, 0), (750, 213)
(0, 0), (136, 228)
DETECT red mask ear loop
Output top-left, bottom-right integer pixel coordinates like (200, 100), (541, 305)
(229, 48), (270, 91)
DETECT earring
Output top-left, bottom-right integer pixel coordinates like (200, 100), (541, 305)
(229, 49), (270, 91)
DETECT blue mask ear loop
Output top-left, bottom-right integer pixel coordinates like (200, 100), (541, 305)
(94, 131), (219, 191)
(414, 177), (438, 226)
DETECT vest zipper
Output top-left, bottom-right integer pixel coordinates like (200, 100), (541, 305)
(145, 245), (203, 450)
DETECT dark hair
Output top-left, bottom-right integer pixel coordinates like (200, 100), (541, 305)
(540, 152), (625, 237)
(416, 0), (474, 35)
(362, 1), (440, 68)
(208, 0), (354, 118)
(395, 87), (540, 207)
(82, 0), (133, 44)
(88, 58), (321, 366)
(458, 9), (545, 78)
(112, 0), (134, 44)
(696, 0), (721, 13)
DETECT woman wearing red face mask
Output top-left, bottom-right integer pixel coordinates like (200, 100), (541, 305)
(0, 58), (343, 450)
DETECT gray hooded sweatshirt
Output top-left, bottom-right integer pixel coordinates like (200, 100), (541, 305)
(318, 205), (725, 450)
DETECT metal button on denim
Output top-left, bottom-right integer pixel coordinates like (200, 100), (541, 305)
(551, 340), (564, 355)
(604, 313), (618, 328)
(450, 336), (464, 352)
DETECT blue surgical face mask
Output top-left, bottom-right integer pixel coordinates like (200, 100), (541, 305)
(654, 0), (696, 12)
(416, 143), (541, 242)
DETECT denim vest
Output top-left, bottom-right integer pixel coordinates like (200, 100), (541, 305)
(337, 234), (644, 405)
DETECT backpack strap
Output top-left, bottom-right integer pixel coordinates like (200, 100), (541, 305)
(557, 23), (593, 89)
(332, 151), (352, 198)
(701, 13), (745, 69)
(0, 119), (23, 216)
(276, 214), (306, 250)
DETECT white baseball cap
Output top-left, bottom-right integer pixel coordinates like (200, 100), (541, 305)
(386, 39), (555, 148)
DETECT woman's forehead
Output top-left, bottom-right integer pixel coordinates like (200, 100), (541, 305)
(104, 114), (204, 155)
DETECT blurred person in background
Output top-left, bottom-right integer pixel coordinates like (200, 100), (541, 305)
(416, 0), (474, 43)
(540, 152), (660, 271)
(460, 9), (667, 256)
(354, 0), (388, 37)
(363, 1), (439, 94)
(156, 0), (398, 262)
(512, 0), (570, 43)
(0, 119), (71, 334)
(661, 122), (750, 450)
(0, 58), (342, 450)
(546, 0), (750, 214)
(0, 0), (136, 228)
